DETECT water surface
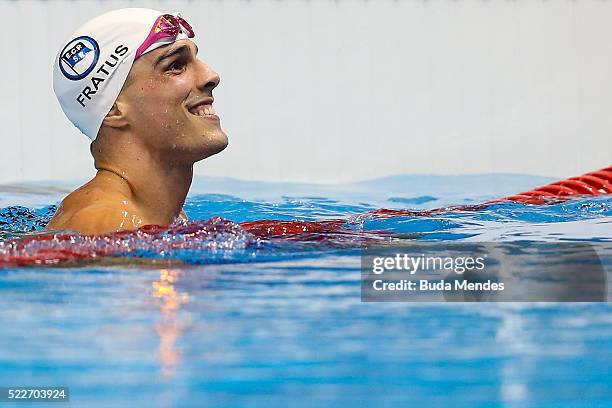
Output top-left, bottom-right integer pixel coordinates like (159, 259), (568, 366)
(0, 175), (610, 407)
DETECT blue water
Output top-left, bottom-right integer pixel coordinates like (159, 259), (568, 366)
(0, 174), (610, 407)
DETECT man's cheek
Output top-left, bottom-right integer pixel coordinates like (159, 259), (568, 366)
(141, 100), (175, 120)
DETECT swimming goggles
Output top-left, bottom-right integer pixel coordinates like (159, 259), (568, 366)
(135, 13), (195, 60)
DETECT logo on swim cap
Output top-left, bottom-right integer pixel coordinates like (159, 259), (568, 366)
(58, 36), (100, 81)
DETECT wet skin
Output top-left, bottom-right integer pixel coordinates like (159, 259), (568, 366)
(46, 39), (228, 235)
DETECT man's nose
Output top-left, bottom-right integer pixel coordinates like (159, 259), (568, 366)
(194, 59), (220, 91)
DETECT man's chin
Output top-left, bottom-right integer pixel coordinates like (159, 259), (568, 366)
(197, 131), (228, 160)
(210, 134), (229, 156)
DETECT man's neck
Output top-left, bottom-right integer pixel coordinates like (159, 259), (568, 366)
(95, 151), (193, 226)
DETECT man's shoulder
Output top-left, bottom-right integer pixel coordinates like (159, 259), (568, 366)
(46, 183), (142, 234)
(66, 204), (134, 234)
(63, 182), (126, 207)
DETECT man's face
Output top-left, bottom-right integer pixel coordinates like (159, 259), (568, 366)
(118, 39), (228, 162)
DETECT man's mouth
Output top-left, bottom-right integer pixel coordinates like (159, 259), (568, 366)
(187, 99), (219, 121)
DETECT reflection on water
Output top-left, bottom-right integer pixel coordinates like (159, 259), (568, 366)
(151, 269), (189, 379)
(497, 308), (531, 406)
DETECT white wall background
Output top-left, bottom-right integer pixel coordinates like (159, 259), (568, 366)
(0, 0), (610, 184)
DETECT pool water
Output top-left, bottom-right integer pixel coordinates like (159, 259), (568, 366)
(0, 174), (610, 407)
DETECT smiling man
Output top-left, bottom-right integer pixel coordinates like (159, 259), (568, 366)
(46, 8), (227, 234)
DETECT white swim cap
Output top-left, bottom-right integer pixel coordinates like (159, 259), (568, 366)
(52, 8), (194, 140)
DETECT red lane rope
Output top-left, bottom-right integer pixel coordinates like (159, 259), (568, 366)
(486, 166), (612, 205)
(239, 219), (347, 237)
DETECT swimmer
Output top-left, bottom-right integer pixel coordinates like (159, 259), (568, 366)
(46, 8), (227, 234)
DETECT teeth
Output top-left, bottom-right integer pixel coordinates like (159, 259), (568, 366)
(192, 104), (216, 116)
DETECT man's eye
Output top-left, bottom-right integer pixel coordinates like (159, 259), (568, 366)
(167, 60), (185, 72)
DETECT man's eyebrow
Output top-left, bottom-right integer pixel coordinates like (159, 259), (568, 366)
(154, 44), (199, 67)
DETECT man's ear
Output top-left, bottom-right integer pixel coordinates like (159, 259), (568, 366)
(102, 101), (129, 129)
